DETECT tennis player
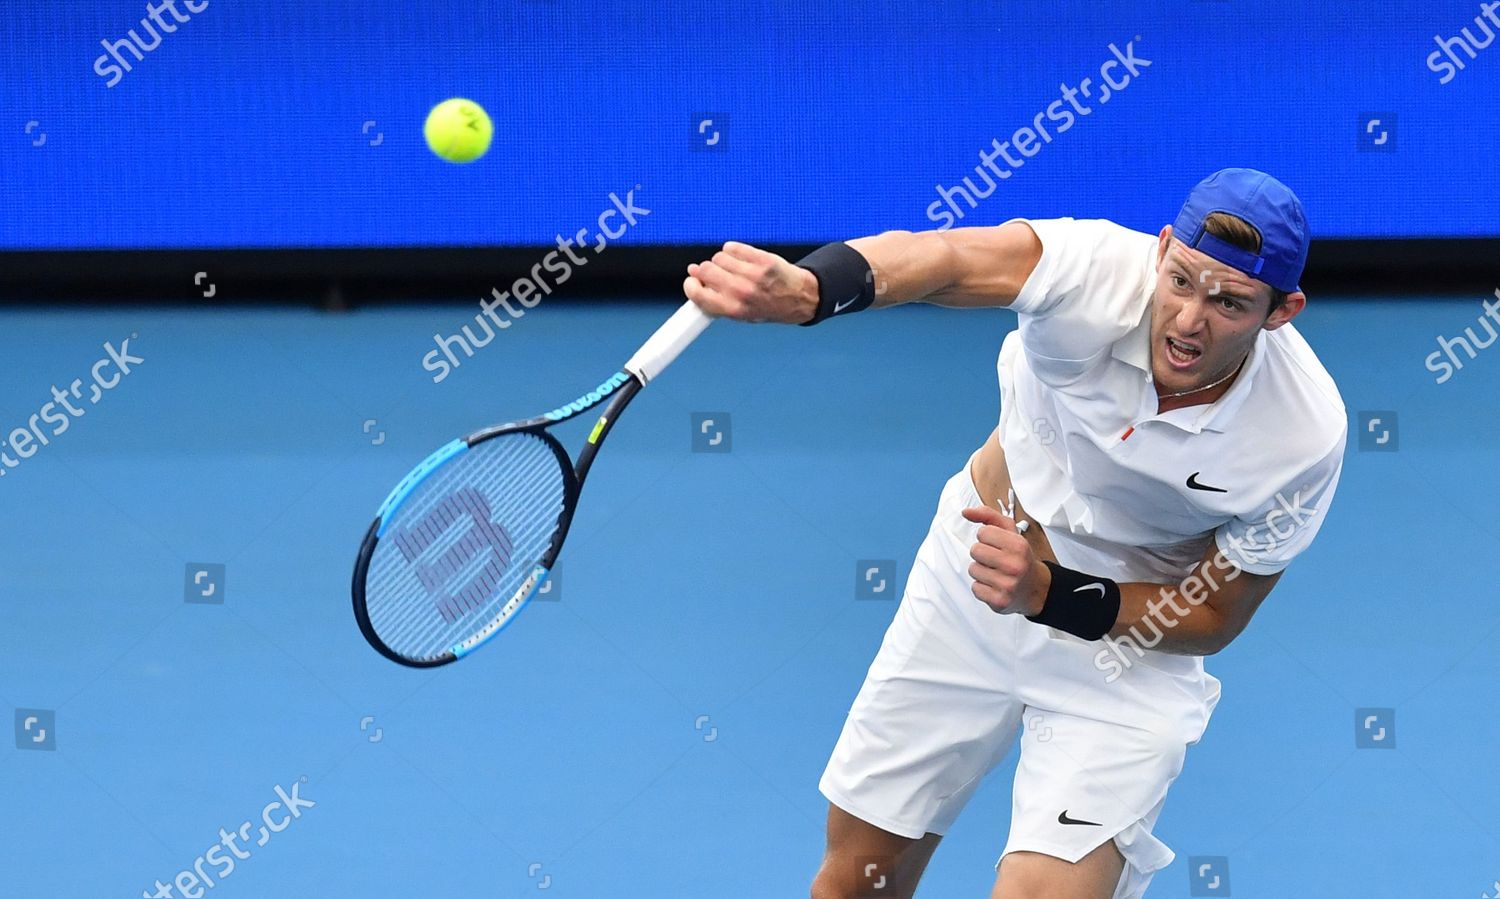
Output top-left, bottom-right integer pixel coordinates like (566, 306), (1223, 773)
(683, 169), (1346, 898)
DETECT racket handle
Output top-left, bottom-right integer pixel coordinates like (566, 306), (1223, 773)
(624, 301), (713, 384)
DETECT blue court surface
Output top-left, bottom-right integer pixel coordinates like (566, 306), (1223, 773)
(1, 296), (1496, 897)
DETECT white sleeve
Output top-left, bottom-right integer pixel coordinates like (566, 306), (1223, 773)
(1214, 432), (1346, 575)
(1007, 217), (1156, 375)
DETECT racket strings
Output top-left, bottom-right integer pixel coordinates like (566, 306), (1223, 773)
(373, 446), (559, 655)
(365, 433), (567, 660)
(375, 446), (557, 644)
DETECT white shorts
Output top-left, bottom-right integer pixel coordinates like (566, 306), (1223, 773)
(819, 457), (1221, 899)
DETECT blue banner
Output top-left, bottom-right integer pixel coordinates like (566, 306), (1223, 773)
(2, 0), (1496, 249)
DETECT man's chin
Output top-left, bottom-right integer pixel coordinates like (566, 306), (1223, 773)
(1152, 367), (1200, 396)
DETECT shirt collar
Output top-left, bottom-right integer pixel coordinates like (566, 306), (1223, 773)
(1111, 282), (1154, 373)
(1193, 331), (1265, 433)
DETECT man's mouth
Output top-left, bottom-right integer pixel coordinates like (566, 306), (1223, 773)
(1165, 336), (1202, 369)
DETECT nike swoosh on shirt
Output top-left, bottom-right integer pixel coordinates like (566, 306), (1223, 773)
(1058, 810), (1102, 826)
(1186, 472), (1228, 493)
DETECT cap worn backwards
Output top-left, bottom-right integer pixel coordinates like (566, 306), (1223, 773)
(1171, 168), (1310, 294)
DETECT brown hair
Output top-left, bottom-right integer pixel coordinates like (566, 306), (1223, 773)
(1200, 212), (1289, 313)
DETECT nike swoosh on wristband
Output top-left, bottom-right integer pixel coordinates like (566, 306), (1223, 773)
(1058, 810), (1101, 826)
(832, 293), (860, 314)
(1073, 582), (1105, 598)
(1186, 472), (1228, 493)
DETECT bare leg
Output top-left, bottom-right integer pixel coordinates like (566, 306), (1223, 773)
(989, 842), (1125, 899)
(811, 803), (943, 899)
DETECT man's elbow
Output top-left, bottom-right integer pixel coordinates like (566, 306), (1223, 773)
(1197, 635), (1233, 656)
(1198, 617), (1251, 656)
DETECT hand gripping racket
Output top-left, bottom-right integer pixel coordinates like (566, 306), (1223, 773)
(352, 302), (712, 667)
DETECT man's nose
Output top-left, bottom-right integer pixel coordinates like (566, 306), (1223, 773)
(1175, 299), (1208, 335)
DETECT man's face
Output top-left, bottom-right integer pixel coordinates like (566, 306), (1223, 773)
(1149, 226), (1301, 396)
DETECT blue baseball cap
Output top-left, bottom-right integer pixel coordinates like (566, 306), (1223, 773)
(1171, 168), (1309, 294)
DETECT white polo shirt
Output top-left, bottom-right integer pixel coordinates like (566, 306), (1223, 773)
(997, 217), (1347, 584)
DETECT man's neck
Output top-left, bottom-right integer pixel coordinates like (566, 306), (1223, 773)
(1154, 353), (1247, 415)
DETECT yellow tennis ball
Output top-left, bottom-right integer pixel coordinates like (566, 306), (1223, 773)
(423, 98), (493, 163)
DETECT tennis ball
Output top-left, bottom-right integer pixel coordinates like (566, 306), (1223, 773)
(423, 98), (493, 163)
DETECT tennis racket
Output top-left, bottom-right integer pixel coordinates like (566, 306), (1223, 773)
(352, 301), (713, 667)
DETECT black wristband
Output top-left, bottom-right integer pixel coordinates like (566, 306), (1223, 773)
(1026, 561), (1122, 641)
(795, 242), (876, 326)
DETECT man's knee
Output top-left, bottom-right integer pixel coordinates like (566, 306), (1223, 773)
(811, 804), (940, 899)
(810, 854), (906, 899)
(812, 851), (900, 899)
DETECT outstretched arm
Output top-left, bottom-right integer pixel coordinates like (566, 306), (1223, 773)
(683, 222), (1043, 323)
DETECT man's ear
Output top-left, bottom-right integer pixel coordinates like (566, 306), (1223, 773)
(1156, 225), (1173, 268)
(1264, 290), (1306, 331)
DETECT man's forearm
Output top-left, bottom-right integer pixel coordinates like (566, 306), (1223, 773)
(843, 230), (960, 308)
(1107, 581), (1230, 655)
(842, 221), (1041, 310)
(1021, 550), (1253, 656)
(683, 224), (1032, 324)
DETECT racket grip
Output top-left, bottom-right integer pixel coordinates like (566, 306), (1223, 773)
(624, 301), (713, 384)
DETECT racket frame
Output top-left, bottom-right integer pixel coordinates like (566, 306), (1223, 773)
(352, 299), (712, 668)
(351, 372), (641, 667)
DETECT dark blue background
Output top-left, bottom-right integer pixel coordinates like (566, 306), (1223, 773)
(3, 0), (1496, 249)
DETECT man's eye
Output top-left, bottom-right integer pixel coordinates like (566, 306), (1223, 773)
(1171, 275), (1188, 288)
(1219, 297), (1240, 310)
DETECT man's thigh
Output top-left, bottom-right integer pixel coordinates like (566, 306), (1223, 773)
(991, 842), (1125, 899)
(997, 707), (1187, 899)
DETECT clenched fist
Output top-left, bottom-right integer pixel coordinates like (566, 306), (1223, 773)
(684, 241), (819, 324)
(961, 505), (1050, 616)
